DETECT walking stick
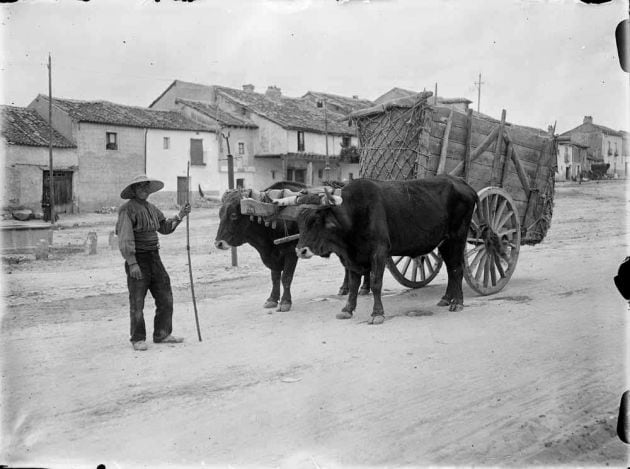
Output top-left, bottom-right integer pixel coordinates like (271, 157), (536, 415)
(186, 161), (202, 342)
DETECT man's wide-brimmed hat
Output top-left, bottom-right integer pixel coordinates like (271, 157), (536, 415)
(120, 174), (164, 199)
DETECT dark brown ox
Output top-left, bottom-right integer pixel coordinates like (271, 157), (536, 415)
(296, 175), (478, 324)
(214, 182), (306, 312)
(214, 182), (370, 312)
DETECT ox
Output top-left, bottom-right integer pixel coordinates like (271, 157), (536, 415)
(214, 182), (370, 312)
(295, 175), (478, 324)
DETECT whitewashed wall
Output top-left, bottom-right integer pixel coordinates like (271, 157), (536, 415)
(146, 129), (220, 201)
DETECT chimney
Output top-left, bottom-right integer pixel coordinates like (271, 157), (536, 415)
(352, 95), (359, 100)
(583, 116), (593, 124)
(265, 85), (282, 99)
(242, 84), (255, 92)
(547, 125), (554, 135)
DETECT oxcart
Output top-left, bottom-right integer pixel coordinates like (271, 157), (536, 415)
(350, 91), (557, 294)
(240, 91), (557, 296)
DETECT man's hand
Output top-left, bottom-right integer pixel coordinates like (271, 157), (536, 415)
(178, 203), (191, 219)
(129, 264), (143, 280)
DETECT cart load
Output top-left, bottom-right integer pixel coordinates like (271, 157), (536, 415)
(348, 91), (557, 295)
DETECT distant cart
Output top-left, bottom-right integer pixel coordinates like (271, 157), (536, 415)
(347, 92), (557, 295)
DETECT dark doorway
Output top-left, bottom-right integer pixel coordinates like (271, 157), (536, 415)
(286, 168), (306, 184)
(42, 170), (73, 215)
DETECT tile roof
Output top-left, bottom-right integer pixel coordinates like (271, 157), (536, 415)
(301, 91), (373, 114)
(560, 121), (624, 137)
(215, 86), (354, 135)
(1, 105), (76, 148)
(41, 95), (215, 132)
(175, 98), (257, 128)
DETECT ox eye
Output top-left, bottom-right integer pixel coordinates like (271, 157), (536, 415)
(230, 213), (239, 221)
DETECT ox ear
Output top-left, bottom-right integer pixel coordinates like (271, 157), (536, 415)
(324, 211), (340, 230)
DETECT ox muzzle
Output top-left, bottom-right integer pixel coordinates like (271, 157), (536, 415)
(296, 246), (314, 259)
(214, 240), (231, 250)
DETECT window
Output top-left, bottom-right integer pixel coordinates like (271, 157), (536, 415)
(163, 137), (170, 150)
(271, 170), (276, 180)
(342, 136), (351, 148)
(348, 172), (354, 180)
(236, 178), (245, 189)
(106, 132), (118, 150)
(238, 142), (245, 155)
(318, 169), (323, 179)
(297, 131), (305, 152)
(190, 139), (204, 165)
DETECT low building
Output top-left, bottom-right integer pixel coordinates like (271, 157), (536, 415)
(28, 95), (216, 210)
(150, 80), (360, 187)
(173, 98), (259, 196)
(1, 105), (77, 213)
(559, 116), (626, 178)
(556, 136), (588, 181)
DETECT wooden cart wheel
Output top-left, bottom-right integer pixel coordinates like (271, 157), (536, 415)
(464, 187), (521, 295)
(386, 250), (443, 288)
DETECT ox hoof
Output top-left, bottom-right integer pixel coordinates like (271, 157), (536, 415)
(277, 303), (292, 312)
(263, 300), (279, 309)
(358, 288), (370, 296)
(449, 302), (464, 312)
(368, 315), (385, 325)
(338, 288), (349, 296)
(437, 298), (450, 307)
(336, 311), (353, 320)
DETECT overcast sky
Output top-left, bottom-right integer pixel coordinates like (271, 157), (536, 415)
(1, 0), (628, 134)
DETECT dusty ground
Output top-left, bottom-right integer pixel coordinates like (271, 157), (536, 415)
(1, 180), (629, 468)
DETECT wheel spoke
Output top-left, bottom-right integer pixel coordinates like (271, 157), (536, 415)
(493, 252), (506, 278)
(483, 196), (491, 224)
(401, 256), (412, 277)
(495, 210), (515, 232)
(493, 199), (508, 230)
(429, 251), (440, 264)
(474, 250), (487, 282)
(418, 258), (427, 280)
(392, 256), (403, 266)
(411, 260), (418, 282)
(489, 194), (499, 223)
(489, 253), (497, 286)
(466, 244), (484, 259)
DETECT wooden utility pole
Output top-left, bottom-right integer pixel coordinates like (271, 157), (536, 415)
(318, 99), (330, 180)
(323, 99), (330, 180)
(47, 54), (55, 225)
(474, 73), (485, 113)
(222, 131), (237, 267)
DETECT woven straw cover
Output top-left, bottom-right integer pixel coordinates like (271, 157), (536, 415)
(358, 101), (427, 181)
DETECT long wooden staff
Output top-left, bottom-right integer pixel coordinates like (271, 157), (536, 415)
(186, 161), (202, 342)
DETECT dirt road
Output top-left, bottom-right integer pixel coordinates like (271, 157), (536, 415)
(2, 180), (629, 468)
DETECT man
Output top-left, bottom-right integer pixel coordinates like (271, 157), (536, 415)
(116, 174), (191, 351)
